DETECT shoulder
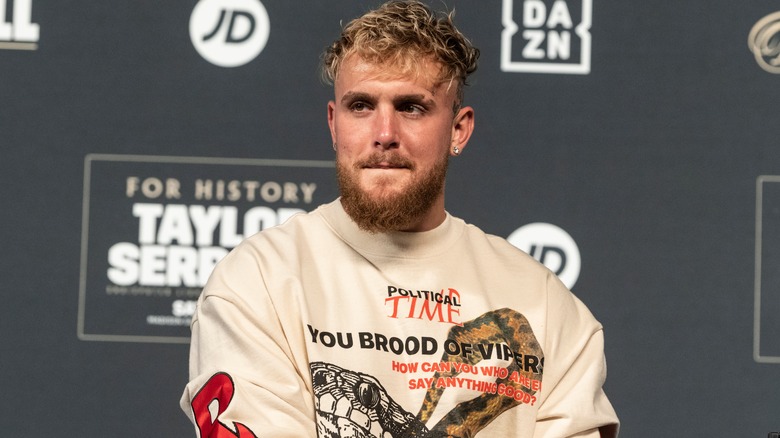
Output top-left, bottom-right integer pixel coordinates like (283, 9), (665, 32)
(455, 218), (597, 318)
(456, 219), (550, 275)
(203, 204), (332, 292)
(240, 203), (331, 249)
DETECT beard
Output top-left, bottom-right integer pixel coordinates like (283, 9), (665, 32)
(337, 151), (449, 233)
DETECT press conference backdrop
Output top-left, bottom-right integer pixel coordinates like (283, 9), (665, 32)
(1, 0), (778, 436)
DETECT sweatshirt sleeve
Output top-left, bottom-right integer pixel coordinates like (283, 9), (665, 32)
(179, 241), (316, 437)
(533, 273), (619, 438)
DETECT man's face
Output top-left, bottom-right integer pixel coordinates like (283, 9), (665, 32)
(327, 54), (473, 232)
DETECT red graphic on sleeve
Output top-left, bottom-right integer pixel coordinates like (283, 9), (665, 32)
(191, 372), (258, 438)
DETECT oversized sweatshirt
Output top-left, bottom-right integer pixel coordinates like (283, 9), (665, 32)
(180, 199), (619, 437)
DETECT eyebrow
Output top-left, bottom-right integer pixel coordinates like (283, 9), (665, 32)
(341, 91), (373, 106)
(393, 94), (436, 109)
(340, 91), (437, 109)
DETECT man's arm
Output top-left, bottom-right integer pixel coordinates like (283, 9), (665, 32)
(534, 328), (618, 437)
(180, 244), (316, 437)
(533, 275), (619, 437)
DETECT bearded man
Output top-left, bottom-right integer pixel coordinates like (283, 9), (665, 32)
(181, 2), (619, 437)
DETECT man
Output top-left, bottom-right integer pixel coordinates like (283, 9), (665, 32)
(180, 1), (619, 437)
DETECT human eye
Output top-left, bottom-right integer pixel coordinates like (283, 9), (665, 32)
(398, 102), (425, 115)
(395, 95), (432, 116)
(349, 101), (372, 112)
(341, 92), (375, 114)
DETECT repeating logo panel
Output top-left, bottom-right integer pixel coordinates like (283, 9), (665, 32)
(0, 0), (39, 50)
(78, 154), (337, 343)
(507, 222), (581, 289)
(500, 0), (592, 74)
(748, 12), (780, 74)
(754, 176), (780, 363)
(190, 0), (270, 67)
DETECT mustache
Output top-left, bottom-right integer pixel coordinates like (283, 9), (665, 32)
(356, 153), (415, 169)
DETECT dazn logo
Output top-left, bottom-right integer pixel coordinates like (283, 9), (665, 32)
(501, 0), (592, 74)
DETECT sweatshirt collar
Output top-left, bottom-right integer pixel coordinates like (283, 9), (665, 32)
(319, 199), (463, 259)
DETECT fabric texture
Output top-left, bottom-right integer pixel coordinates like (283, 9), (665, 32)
(180, 199), (619, 437)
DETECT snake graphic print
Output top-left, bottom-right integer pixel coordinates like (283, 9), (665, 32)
(310, 308), (544, 438)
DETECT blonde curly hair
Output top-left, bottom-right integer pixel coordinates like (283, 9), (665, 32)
(322, 0), (479, 109)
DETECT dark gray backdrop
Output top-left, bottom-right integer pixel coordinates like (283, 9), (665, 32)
(2, 0), (779, 436)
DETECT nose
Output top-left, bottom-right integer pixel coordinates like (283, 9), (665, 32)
(373, 107), (399, 150)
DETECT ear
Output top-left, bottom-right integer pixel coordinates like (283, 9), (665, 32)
(450, 106), (475, 156)
(327, 100), (337, 145)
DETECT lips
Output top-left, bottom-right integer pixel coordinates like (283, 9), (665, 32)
(359, 155), (413, 170)
(367, 162), (405, 169)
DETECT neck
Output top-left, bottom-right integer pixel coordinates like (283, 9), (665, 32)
(401, 196), (446, 232)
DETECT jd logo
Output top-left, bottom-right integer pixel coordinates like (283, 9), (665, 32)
(190, 0), (270, 68)
(204, 10), (256, 44)
(501, 0), (591, 74)
(0, 0), (39, 50)
(507, 222), (581, 289)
